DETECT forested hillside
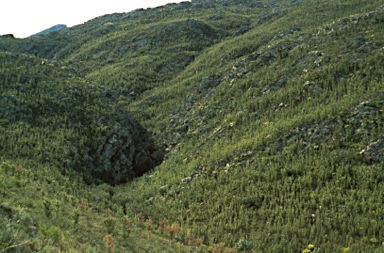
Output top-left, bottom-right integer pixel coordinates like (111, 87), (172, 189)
(1, 0), (384, 252)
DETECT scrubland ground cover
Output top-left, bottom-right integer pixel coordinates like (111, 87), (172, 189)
(1, 0), (384, 252)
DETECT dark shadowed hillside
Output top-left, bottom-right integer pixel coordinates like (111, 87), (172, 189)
(1, 0), (384, 252)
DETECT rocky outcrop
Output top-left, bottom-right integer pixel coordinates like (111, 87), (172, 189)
(360, 139), (384, 163)
(0, 54), (164, 185)
(273, 91), (384, 154)
(163, 74), (224, 152)
(69, 106), (164, 185)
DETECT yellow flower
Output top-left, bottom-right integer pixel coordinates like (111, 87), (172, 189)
(307, 244), (315, 250)
(340, 247), (350, 253)
(369, 237), (379, 244)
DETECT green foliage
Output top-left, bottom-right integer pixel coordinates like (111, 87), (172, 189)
(1, 0), (384, 252)
(104, 217), (117, 234)
(236, 239), (253, 251)
(39, 224), (61, 248)
(0, 52), (163, 185)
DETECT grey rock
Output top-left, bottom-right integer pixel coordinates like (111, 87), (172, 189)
(258, 12), (279, 25)
(181, 176), (193, 184)
(255, 51), (278, 66)
(360, 139), (384, 162)
(345, 35), (366, 51)
(263, 76), (288, 93)
(71, 106), (164, 185)
(197, 75), (222, 94)
(233, 25), (249, 37)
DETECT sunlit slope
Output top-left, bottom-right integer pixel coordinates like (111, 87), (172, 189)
(117, 1), (384, 252)
(1, 0), (384, 252)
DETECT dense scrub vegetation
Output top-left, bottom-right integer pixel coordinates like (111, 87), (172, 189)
(1, 0), (384, 252)
(0, 52), (163, 185)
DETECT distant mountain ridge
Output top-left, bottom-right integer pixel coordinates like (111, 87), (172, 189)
(30, 24), (67, 37)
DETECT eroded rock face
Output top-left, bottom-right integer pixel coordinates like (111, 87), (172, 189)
(68, 106), (165, 185)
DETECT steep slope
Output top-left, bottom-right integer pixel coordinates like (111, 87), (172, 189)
(1, 0), (384, 252)
(119, 2), (384, 251)
(0, 52), (164, 185)
(0, 0), (301, 97)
